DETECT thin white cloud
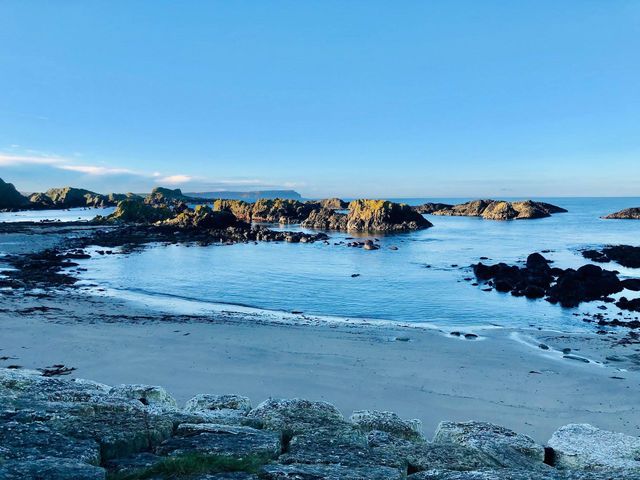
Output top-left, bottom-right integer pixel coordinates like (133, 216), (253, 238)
(0, 154), (63, 166)
(59, 165), (137, 176)
(157, 174), (193, 184)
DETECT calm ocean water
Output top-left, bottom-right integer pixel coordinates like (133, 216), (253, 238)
(2, 198), (639, 331)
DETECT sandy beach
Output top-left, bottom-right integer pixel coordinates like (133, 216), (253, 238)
(1, 289), (638, 444)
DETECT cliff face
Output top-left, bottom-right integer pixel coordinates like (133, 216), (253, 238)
(0, 178), (29, 210)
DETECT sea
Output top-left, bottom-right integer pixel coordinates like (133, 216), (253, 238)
(1, 198), (639, 332)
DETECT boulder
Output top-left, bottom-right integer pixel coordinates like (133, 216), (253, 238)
(603, 207), (640, 220)
(155, 423), (281, 461)
(433, 421), (546, 469)
(547, 424), (640, 471)
(0, 177), (29, 210)
(246, 398), (346, 435)
(350, 410), (422, 440)
(185, 394), (252, 414)
(413, 203), (454, 214)
(108, 384), (178, 410)
(261, 463), (405, 480)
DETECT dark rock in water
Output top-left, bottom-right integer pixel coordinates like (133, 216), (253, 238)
(161, 205), (237, 230)
(302, 208), (348, 231)
(472, 253), (627, 309)
(214, 198), (318, 224)
(582, 245), (640, 269)
(412, 202), (454, 214)
(616, 297), (640, 312)
(0, 177), (29, 210)
(602, 207), (640, 220)
(622, 279), (640, 291)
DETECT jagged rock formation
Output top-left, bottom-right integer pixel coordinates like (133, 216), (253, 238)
(1, 369), (638, 479)
(603, 207), (640, 220)
(161, 205), (238, 230)
(213, 199), (319, 224)
(0, 177), (29, 210)
(106, 198), (174, 224)
(413, 203), (454, 214)
(301, 208), (348, 230)
(23, 186), (139, 210)
(345, 200), (432, 232)
(317, 198), (348, 210)
(144, 187), (193, 206)
(302, 200), (432, 232)
(415, 200), (567, 220)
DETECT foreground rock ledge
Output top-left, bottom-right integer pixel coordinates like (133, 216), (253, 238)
(1, 369), (639, 479)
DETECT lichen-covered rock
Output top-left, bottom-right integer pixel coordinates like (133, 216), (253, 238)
(246, 398), (346, 435)
(603, 207), (640, 220)
(433, 421), (546, 469)
(0, 457), (106, 480)
(214, 198), (319, 224)
(160, 205), (238, 230)
(109, 383), (178, 410)
(0, 177), (29, 210)
(261, 463), (406, 480)
(144, 186), (191, 206)
(345, 199), (433, 232)
(413, 202), (454, 214)
(185, 394), (252, 414)
(548, 424), (640, 471)
(350, 410), (422, 440)
(106, 198), (174, 223)
(155, 423), (281, 460)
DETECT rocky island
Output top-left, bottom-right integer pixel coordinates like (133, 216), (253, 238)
(2, 368), (639, 480)
(414, 200), (567, 220)
(602, 207), (640, 220)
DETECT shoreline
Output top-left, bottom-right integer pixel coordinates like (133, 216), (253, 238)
(1, 289), (639, 444)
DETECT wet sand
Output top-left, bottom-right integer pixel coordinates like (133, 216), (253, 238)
(1, 290), (639, 443)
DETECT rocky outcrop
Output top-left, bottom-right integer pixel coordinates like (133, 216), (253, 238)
(413, 203), (454, 214)
(2, 369), (638, 479)
(106, 198), (174, 224)
(0, 177), (29, 210)
(144, 187), (192, 206)
(602, 207), (640, 220)
(472, 253), (631, 308)
(213, 199), (319, 224)
(25, 187), (139, 210)
(420, 199), (567, 220)
(345, 200), (433, 232)
(301, 208), (347, 230)
(582, 245), (640, 269)
(317, 198), (348, 210)
(160, 205), (238, 230)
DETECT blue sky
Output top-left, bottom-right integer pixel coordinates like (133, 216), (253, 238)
(0, 1), (639, 197)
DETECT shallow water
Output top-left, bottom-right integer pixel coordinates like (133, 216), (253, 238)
(71, 197), (640, 332)
(0, 207), (114, 223)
